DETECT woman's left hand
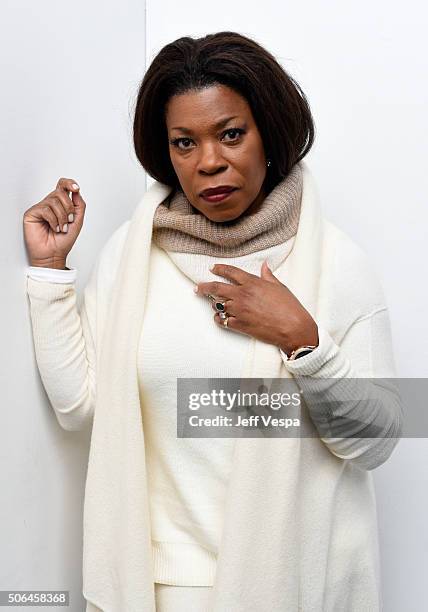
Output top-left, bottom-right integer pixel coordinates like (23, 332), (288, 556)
(194, 261), (319, 355)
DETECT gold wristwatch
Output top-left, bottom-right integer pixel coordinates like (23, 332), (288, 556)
(281, 344), (318, 361)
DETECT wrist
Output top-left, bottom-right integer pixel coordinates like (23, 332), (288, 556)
(278, 325), (319, 359)
(29, 257), (68, 270)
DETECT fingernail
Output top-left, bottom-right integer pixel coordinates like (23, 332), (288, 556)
(56, 225), (60, 233)
(209, 264), (215, 271)
(68, 213), (74, 222)
(62, 224), (68, 232)
(193, 285), (198, 293)
(72, 183), (79, 190)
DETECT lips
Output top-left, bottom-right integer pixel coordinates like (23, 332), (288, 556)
(200, 185), (237, 197)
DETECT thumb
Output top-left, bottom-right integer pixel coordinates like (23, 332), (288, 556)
(71, 189), (86, 225)
(260, 259), (280, 283)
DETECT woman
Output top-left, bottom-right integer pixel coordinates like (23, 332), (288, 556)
(23, 31), (402, 612)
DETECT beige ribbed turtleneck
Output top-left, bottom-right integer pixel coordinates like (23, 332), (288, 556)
(152, 163), (303, 256)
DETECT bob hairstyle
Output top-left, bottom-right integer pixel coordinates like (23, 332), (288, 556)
(133, 31), (315, 194)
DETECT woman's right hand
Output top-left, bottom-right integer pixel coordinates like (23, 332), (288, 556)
(23, 177), (86, 268)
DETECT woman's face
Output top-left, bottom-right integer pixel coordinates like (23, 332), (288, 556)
(165, 84), (268, 222)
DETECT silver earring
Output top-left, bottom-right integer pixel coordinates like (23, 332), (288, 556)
(266, 159), (272, 167)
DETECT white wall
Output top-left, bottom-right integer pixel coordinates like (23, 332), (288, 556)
(1, 1), (146, 610)
(146, 1), (428, 610)
(2, 0), (426, 610)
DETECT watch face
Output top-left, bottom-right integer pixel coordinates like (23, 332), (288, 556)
(294, 349), (314, 360)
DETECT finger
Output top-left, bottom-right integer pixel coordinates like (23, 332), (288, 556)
(53, 178), (82, 223)
(210, 298), (235, 314)
(214, 312), (239, 331)
(260, 260), (282, 284)
(71, 188), (86, 210)
(48, 195), (72, 232)
(195, 281), (238, 299)
(38, 203), (63, 234)
(56, 177), (80, 194)
(52, 188), (78, 217)
(210, 263), (257, 284)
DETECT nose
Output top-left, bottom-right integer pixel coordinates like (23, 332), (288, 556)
(197, 142), (227, 174)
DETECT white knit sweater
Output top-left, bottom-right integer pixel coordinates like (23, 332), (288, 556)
(25, 161), (402, 610)
(27, 237), (299, 586)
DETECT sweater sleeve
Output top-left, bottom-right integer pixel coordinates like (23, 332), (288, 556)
(281, 308), (403, 471)
(26, 260), (98, 432)
(26, 220), (131, 432)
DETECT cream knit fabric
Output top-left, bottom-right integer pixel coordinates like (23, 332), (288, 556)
(27, 236), (297, 586)
(137, 237), (297, 585)
(25, 160), (402, 611)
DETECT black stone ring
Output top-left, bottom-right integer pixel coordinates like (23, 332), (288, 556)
(207, 294), (226, 312)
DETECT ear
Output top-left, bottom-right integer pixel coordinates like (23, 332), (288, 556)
(260, 259), (281, 283)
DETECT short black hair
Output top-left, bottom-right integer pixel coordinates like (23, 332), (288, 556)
(133, 31), (315, 193)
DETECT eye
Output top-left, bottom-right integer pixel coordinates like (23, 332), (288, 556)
(169, 137), (195, 150)
(169, 127), (246, 151)
(222, 128), (245, 142)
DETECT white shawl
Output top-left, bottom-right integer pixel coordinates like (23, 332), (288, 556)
(82, 160), (401, 611)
